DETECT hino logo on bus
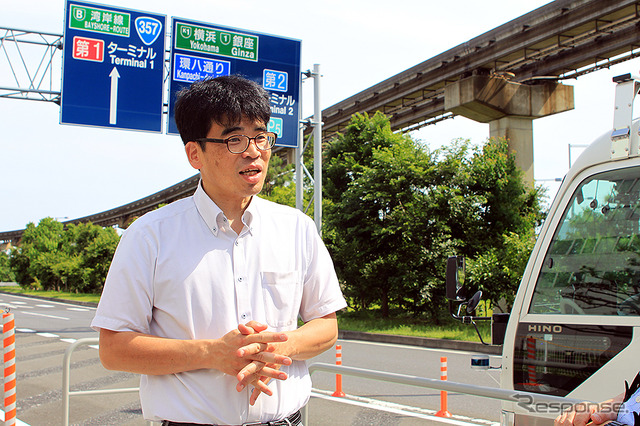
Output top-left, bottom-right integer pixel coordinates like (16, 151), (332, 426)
(528, 324), (562, 333)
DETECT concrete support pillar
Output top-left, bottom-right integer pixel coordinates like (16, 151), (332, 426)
(489, 116), (534, 185)
(444, 75), (574, 187)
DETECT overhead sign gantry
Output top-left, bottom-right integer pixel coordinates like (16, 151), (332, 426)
(59, 0), (301, 149)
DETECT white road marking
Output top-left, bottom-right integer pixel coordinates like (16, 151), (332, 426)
(1, 304), (18, 309)
(66, 307), (89, 312)
(311, 389), (499, 426)
(15, 328), (36, 333)
(35, 304), (54, 308)
(0, 409), (30, 425)
(22, 311), (69, 320)
(0, 293), (97, 310)
(36, 332), (59, 338)
(1, 304), (34, 310)
(60, 338), (76, 344)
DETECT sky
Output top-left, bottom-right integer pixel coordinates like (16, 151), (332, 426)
(2, 0), (640, 232)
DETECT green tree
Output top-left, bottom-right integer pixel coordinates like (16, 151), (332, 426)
(261, 136), (316, 218)
(83, 226), (120, 293)
(0, 251), (15, 282)
(441, 139), (546, 310)
(63, 222), (120, 293)
(323, 112), (545, 320)
(261, 153), (294, 202)
(466, 228), (538, 311)
(11, 218), (65, 290)
(324, 112), (441, 317)
(9, 218), (119, 293)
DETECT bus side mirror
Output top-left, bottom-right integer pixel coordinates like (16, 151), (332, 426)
(446, 256), (465, 301)
(445, 255), (493, 345)
(467, 290), (482, 314)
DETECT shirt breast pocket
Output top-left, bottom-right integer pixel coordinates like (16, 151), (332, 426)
(261, 271), (300, 329)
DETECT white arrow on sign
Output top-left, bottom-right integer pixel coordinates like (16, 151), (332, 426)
(109, 67), (120, 125)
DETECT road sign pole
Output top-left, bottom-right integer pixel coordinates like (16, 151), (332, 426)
(312, 64), (322, 235)
(296, 120), (304, 212)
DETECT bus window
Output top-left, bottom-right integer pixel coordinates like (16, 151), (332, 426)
(529, 167), (640, 316)
(513, 323), (632, 396)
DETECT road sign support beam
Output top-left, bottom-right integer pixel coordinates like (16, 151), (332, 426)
(297, 65), (323, 234)
(0, 27), (63, 103)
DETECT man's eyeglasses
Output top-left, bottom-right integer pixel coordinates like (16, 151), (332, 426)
(196, 132), (277, 154)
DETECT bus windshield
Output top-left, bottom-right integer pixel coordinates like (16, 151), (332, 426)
(530, 166), (640, 316)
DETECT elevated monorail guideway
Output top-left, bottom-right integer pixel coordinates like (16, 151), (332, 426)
(313, 0), (640, 183)
(317, 0), (640, 139)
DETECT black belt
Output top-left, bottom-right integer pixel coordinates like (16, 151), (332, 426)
(162, 410), (302, 426)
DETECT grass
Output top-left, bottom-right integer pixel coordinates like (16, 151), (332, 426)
(0, 285), (492, 343)
(337, 309), (492, 343)
(0, 285), (100, 304)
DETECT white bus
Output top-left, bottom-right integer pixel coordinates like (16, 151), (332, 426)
(447, 73), (640, 425)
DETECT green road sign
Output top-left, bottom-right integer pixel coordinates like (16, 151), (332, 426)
(174, 22), (258, 62)
(69, 4), (130, 37)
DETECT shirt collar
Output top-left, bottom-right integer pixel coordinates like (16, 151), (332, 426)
(193, 180), (256, 237)
(193, 181), (223, 236)
(243, 197), (257, 236)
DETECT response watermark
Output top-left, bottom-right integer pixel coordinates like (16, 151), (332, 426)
(513, 393), (623, 415)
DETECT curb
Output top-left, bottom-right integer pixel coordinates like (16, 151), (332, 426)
(338, 330), (502, 355)
(0, 290), (98, 308)
(0, 290), (501, 355)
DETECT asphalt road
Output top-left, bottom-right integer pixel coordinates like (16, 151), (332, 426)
(0, 292), (503, 425)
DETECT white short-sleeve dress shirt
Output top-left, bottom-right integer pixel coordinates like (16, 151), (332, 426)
(617, 372), (640, 425)
(91, 183), (347, 424)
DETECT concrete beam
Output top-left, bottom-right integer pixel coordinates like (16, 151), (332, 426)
(444, 75), (574, 186)
(444, 75), (574, 122)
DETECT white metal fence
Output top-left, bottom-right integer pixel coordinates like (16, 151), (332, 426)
(62, 339), (587, 425)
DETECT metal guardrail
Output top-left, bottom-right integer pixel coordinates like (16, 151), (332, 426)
(304, 362), (588, 424)
(62, 343), (588, 425)
(61, 338), (154, 426)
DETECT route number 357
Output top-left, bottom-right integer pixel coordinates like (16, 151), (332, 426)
(135, 17), (163, 46)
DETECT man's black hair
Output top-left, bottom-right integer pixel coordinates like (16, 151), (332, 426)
(174, 75), (271, 145)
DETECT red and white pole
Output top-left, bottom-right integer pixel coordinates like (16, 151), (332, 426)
(527, 336), (537, 385)
(435, 356), (451, 418)
(331, 344), (345, 397)
(3, 311), (16, 426)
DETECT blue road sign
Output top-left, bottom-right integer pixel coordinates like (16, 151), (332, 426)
(173, 53), (230, 83)
(60, 1), (166, 132)
(168, 18), (301, 148)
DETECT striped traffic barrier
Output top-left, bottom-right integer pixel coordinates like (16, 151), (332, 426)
(331, 345), (345, 397)
(435, 356), (451, 417)
(3, 310), (16, 426)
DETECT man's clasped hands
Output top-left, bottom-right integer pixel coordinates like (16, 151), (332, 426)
(220, 321), (292, 405)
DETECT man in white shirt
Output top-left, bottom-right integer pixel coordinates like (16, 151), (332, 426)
(91, 75), (347, 425)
